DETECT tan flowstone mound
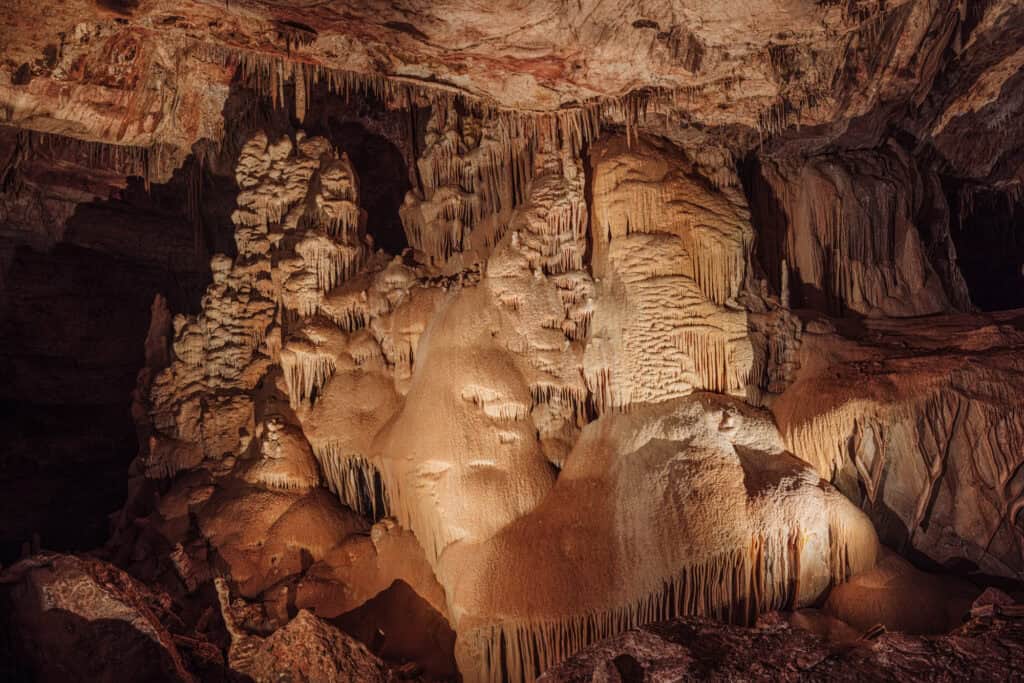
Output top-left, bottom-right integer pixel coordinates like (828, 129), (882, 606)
(123, 118), (1024, 682)
(122, 125), (891, 681)
(437, 395), (877, 681)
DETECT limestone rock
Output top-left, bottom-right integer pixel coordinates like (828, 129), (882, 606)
(0, 553), (219, 683)
(214, 577), (405, 682)
(4, 1), (1024, 682)
(538, 608), (1024, 682)
(773, 311), (1024, 579)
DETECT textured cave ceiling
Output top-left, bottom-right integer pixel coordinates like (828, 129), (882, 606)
(1, 0), (1023, 183)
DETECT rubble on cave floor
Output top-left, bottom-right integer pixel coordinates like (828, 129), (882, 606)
(539, 593), (1024, 683)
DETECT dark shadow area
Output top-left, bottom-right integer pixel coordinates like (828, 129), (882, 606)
(326, 120), (411, 254)
(948, 186), (1024, 311)
(738, 154), (788, 295)
(334, 579), (459, 681)
(738, 154), (854, 318)
(612, 654), (646, 683)
(7, 611), (186, 683)
(219, 79), (416, 257)
(284, 84), (415, 256)
(0, 592), (240, 683)
(0, 169), (213, 564)
(734, 445), (807, 499)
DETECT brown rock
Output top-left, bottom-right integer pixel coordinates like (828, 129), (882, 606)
(539, 610), (1024, 682)
(0, 553), (216, 683)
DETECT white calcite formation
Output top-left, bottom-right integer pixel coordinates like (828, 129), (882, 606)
(584, 136), (754, 409)
(141, 130), (369, 480)
(130, 121), (899, 682)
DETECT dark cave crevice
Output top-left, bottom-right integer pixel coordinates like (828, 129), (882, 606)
(0, 160), (215, 564)
(948, 185), (1024, 312)
(222, 78), (416, 257)
(333, 579), (459, 681)
(323, 119), (411, 255)
(738, 153), (788, 299)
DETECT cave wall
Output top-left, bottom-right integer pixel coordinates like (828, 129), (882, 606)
(0, 144), (212, 562)
(743, 142), (970, 317)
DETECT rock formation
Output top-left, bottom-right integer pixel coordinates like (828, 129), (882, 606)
(0, 553), (219, 682)
(2, 1), (1024, 682)
(539, 597), (1024, 682)
(773, 311), (1024, 578)
(116, 121), (886, 682)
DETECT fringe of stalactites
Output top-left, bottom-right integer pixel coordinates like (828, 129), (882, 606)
(18, 130), (167, 189)
(313, 444), (391, 521)
(295, 238), (364, 293)
(529, 383), (590, 424)
(188, 40), (678, 154)
(676, 330), (748, 395)
(689, 233), (747, 305)
(280, 343), (337, 407)
(469, 524), (871, 683)
(552, 274), (593, 341)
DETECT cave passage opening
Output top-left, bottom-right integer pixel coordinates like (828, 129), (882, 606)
(324, 119), (412, 255)
(951, 188), (1024, 312)
(251, 79), (417, 257)
(0, 141), (217, 564)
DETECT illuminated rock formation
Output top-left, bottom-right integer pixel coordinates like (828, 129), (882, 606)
(748, 146), (969, 317)
(101, 110), (1024, 680)
(127, 128), (879, 682)
(440, 395), (877, 681)
(584, 136), (754, 408)
(773, 311), (1024, 579)
(216, 578), (390, 683)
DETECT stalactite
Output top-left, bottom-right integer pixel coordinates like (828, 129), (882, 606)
(784, 402), (894, 480)
(529, 384), (590, 423)
(21, 130), (151, 178)
(313, 445), (391, 521)
(189, 38), (680, 194)
(677, 330), (731, 394)
(321, 302), (368, 332)
(689, 233), (746, 305)
(780, 259), (790, 309)
(295, 237), (362, 293)
(280, 343), (337, 407)
(468, 522), (871, 683)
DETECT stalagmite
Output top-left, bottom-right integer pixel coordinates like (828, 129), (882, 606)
(437, 396), (878, 682)
(780, 259), (790, 309)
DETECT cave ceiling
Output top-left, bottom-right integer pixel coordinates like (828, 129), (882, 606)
(2, 0), (1023, 187)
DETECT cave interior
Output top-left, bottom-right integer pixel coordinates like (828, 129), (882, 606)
(2, 1), (1024, 681)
